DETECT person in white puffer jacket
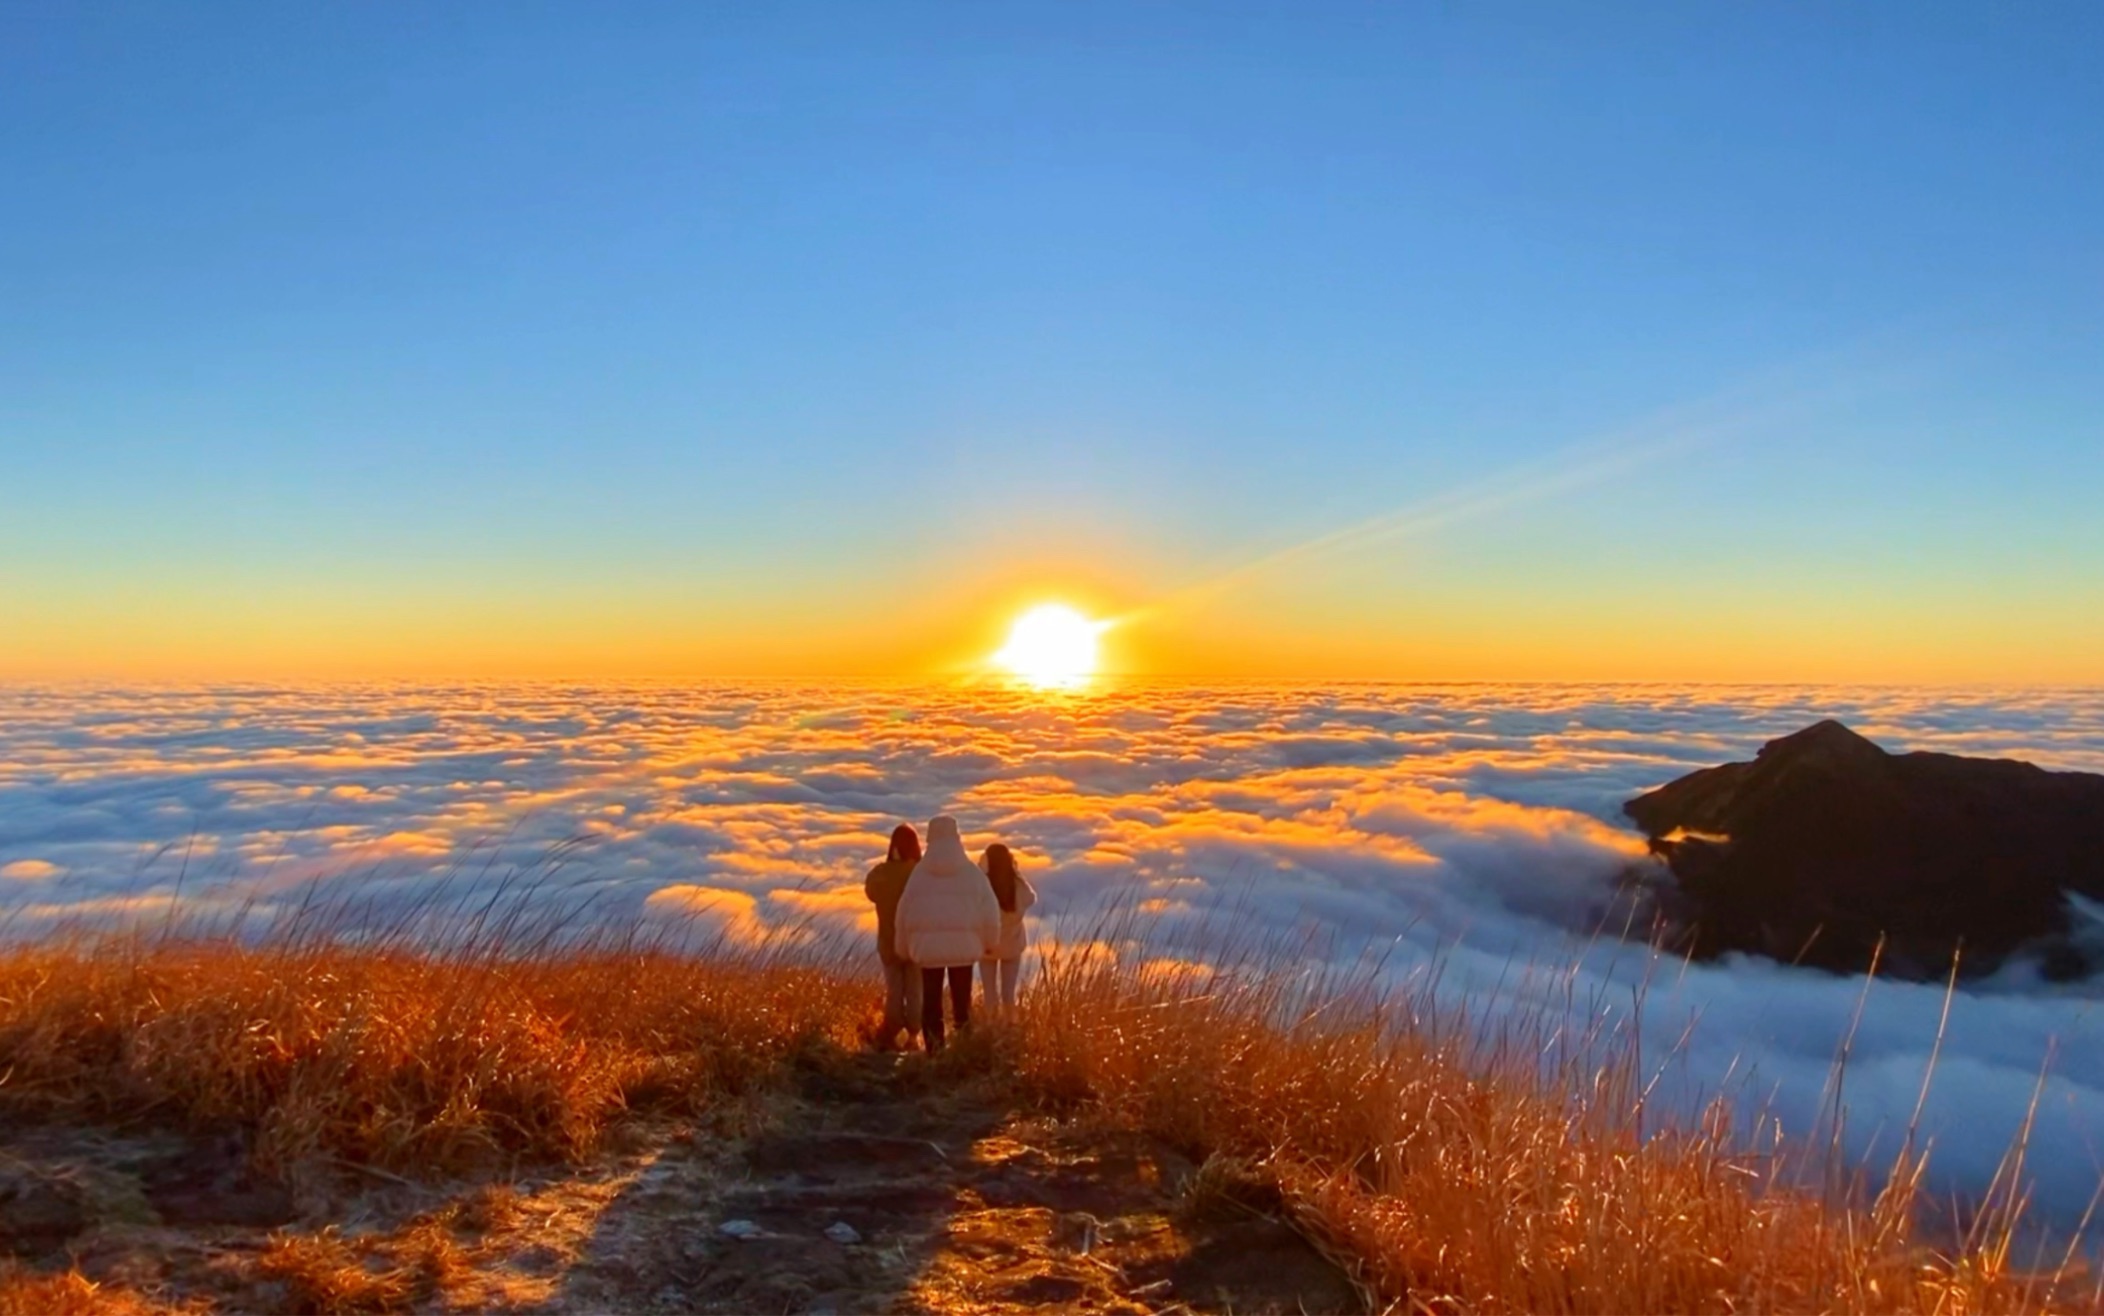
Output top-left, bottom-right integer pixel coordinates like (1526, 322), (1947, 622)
(894, 815), (1002, 1052)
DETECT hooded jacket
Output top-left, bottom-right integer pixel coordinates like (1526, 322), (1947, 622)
(894, 815), (1002, 968)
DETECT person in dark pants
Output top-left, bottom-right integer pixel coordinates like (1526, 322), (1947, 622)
(922, 960), (975, 1052)
(863, 823), (924, 1051)
(892, 814), (1001, 1052)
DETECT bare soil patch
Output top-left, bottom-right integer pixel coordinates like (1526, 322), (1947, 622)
(0, 1043), (1362, 1314)
(550, 1043), (1364, 1314)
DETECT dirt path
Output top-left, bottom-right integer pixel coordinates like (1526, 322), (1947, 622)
(3, 1044), (1367, 1313)
(547, 1046), (1367, 1315)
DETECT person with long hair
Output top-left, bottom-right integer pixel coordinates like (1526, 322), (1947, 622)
(978, 842), (1037, 1013)
(863, 822), (924, 1050)
(893, 815), (1001, 1053)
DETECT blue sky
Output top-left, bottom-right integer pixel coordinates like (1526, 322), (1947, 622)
(4, 3), (2101, 679)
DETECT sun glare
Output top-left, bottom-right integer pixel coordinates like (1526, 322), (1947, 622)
(994, 604), (1106, 689)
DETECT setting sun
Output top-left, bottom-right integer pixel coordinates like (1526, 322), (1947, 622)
(993, 604), (1107, 688)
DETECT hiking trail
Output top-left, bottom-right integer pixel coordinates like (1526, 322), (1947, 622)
(551, 1045), (1367, 1314)
(3, 1043), (1368, 1314)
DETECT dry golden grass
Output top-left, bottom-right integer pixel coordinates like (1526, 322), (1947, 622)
(0, 1262), (189, 1315)
(1003, 943), (2098, 1314)
(251, 1230), (418, 1315)
(237, 1184), (579, 1314)
(0, 933), (872, 1178)
(0, 924), (2092, 1314)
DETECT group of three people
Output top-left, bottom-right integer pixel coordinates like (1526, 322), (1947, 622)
(864, 814), (1037, 1051)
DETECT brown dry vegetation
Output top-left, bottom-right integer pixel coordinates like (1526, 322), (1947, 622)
(0, 936), (869, 1180)
(0, 1261), (191, 1316)
(1008, 950), (2097, 1313)
(0, 927), (2093, 1314)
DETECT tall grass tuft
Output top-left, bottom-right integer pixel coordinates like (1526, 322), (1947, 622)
(0, 927), (872, 1179)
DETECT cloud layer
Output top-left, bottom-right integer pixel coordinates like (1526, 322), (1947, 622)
(4, 680), (2103, 1229)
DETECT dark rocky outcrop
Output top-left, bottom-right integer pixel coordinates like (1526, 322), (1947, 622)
(1624, 720), (2104, 978)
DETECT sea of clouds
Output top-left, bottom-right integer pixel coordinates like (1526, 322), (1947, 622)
(3, 681), (2103, 1233)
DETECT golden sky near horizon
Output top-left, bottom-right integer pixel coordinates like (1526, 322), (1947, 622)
(9, 546), (2102, 686)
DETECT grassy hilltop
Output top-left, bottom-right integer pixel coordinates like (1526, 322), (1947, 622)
(0, 925), (2091, 1314)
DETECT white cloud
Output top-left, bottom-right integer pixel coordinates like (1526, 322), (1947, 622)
(2, 681), (2102, 1230)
